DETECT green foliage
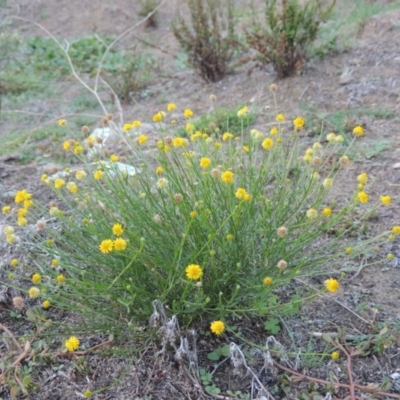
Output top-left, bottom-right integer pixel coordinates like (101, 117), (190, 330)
(207, 344), (230, 360)
(171, 0), (237, 82)
(0, 33), (154, 101)
(245, 0), (336, 78)
(2, 102), (393, 338)
(178, 105), (256, 137)
(264, 317), (281, 334)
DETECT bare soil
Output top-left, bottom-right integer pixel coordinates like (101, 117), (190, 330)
(1, 1), (400, 399)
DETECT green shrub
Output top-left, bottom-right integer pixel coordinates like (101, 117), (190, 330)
(172, 0), (237, 82)
(246, 0), (336, 78)
(2, 100), (395, 338)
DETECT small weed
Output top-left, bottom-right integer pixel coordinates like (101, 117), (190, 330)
(264, 317), (281, 334)
(172, 0), (238, 82)
(246, 0), (336, 78)
(207, 344), (230, 361)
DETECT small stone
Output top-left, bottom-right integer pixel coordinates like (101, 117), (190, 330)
(393, 162), (400, 169)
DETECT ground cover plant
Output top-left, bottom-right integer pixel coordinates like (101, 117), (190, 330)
(2, 87), (397, 335)
(1, 0), (400, 398)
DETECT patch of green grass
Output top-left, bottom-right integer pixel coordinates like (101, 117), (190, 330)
(178, 105), (256, 137)
(301, 104), (394, 137)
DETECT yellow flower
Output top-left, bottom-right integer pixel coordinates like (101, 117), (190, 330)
(110, 154), (119, 162)
(242, 145), (250, 153)
(250, 129), (262, 140)
(63, 141), (71, 151)
(244, 193), (252, 202)
(173, 137), (187, 147)
(67, 182), (78, 194)
(83, 389), (92, 398)
(132, 120), (141, 128)
(210, 320), (225, 336)
(17, 217), (27, 227)
(357, 173), (368, 185)
(200, 157), (211, 169)
(352, 125), (364, 136)
(237, 106), (248, 118)
(54, 178), (66, 189)
(222, 132), (234, 141)
(157, 178), (169, 189)
(325, 278), (340, 293)
(2, 206), (11, 214)
(235, 188), (247, 200)
(326, 133), (336, 142)
(112, 223), (124, 236)
(4, 226), (14, 235)
(167, 103), (176, 111)
(346, 247), (353, 254)
(270, 127), (278, 135)
(42, 300), (51, 309)
(331, 351), (340, 360)
(32, 273), (41, 284)
(263, 277), (273, 286)
(221, 171), (234, 184)
(65, 336), (80, 352)
(323, 179), (332, 189)
(357, 184), (364, 190)
(276, 113), (285, 122)
(340, 155), (350, 165)
(6, 234), (17, 244)
(57, 275), (65, 283)
(387, 253), (394, 260)
(94, 170), (104, 180)
(313, 141), (322, 150)
(334, 135), (344, 143)
(52, 259), (59, 267)
(75, 170), (87, 181)
(73, 144), (83, 155)
(114, 238), (127, 251)
(99, 239), (114, 254)
(357, 191), (369, 204)
(262, 138), (274, 150)
(380, 195), (391, 205)
(153, 111), (166, 122)
(191, 131), (202, 141)
(183, 109), (194, 118)
(185, 264), (203, 280)
(18, 208), (28, 218)
(137, 134), (148, 145)
(392, 226), (400, 235)
(214, 142), (222, 149)
(123, 123), (133, 132)
(10, 258), (18, 267)
(155, 166), (164, 174)
(323, 207), (332, 218)
(306, 209), (318, 219)
(58, 119), (67, 127)
(226, 234), (234, 241)
(185, 123), (195, 134)
(293, 116), (305, 130)
(15, 190), (32, 204)
(28, 287), (40, 298)
(190, 211), (197, 218)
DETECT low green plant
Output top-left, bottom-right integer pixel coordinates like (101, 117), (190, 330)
(245, 0), (336, 78)
(171, 0), (237, 82)
(177, 105), (256, 137)
(1, 97), (397, 338)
